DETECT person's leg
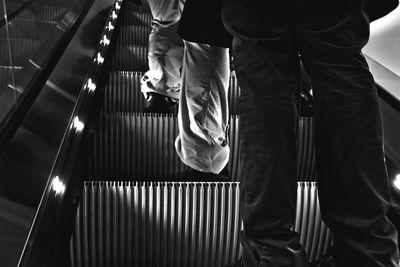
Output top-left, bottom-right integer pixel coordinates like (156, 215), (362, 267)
(175, 41), (230, 174)
(222, 3), (308, 267)
(141, 0), (185, 108)
(297, 1), (399, 266)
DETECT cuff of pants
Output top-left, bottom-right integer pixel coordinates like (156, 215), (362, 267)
(175, 135), (230, 174)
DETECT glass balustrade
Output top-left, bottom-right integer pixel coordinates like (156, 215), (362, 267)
(0, 0), (91, 131)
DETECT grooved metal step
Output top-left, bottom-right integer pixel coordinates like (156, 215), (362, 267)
(111, 44), (148, 71)
(1, 19), (57, 39)
(117, 25), (151, 46)
(88, 113), (315, 182)
(103, 71), (241, 115)
(17, 6), (68, 22)
(70, 181), (331, 267)
(89, 113), (241, 181)
(0, 38), (42, 66)
(120, 2), (152, 27)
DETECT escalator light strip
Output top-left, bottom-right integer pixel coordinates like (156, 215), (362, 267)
(52, 176), (66, 195)
(394, 173), (400, 190)
(71, 116), (85, 132)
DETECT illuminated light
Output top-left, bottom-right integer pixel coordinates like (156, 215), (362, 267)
(394, 173), (400, 190)
(87, 78), (96, 92)
(96, 53), (104, 64)
(106, 22), (114, 30)
(70, 116), (84, 132)
(111, 11), (117, 20)
(100, 35), (110, 45)
(52, 176), (66, 195)
(115, 2), (120, 10)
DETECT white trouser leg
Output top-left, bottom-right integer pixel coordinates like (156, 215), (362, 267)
(175, 41), (230, 174)
(141, 0), (185, 100)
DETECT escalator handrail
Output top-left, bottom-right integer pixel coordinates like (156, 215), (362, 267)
(17, 1), (123, 266)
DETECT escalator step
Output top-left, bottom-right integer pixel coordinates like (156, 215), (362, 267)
(89, 113), (241, 181)
(111, 44), (148, 71)
(0, 38), (42, 67)
(70, 181), (331, 267)
(103, 71), (240, 115)
(17, 6), (68, 22)
(120, 2), (152, 27)
(295, 182), (332, 262)
(1, 19), (57, 39)
(89, 113), (315, 182)
(117, 25), (151, 46)
(297, 117), (316, 181)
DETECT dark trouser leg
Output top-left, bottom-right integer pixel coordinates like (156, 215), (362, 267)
(297, 4), (399, 266)
(222, 0), (399, 266)
(223, 5), (307, 266)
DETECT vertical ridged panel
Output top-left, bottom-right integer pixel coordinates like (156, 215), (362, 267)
(18, 6), (68, 21)
(297, 117), (316, 181)
(72, 181), (241, 267)
(70, 182), (332, 265)
(118, 25), (151, 46)
(228, 73), (240, 115)
(90, 114), (241, 181)
(295, 182), (333, 262)
(121, 3), (152, 27)
(103, 71), (240, 115)
(111, 44), (148, 71)
(0, 39), (42, 67)
(103, 71), (145, 113)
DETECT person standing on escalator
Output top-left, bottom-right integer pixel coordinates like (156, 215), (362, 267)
(221, 0), (400, 266)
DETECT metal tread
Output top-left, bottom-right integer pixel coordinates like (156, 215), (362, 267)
(103, 71), (241, 115)
(69, 181), (331, 267)
(89, 113), (315, 182)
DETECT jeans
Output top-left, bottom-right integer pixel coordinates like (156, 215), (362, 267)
(175, 41), (230, 174)
(222, 0), (399, 266)
(141, 0), (185, 100)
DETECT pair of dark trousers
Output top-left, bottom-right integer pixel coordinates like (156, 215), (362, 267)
(222, 0), (399, 266)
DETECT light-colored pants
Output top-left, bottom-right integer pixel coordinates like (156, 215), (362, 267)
(141, 0), (185, 100)
(175, 41), (230, 174)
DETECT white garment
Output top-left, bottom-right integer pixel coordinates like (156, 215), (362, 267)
(141, 0), (185, 100)
(175, 41), (230, 174)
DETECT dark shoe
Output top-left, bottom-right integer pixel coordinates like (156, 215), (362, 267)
(182, 165), (230, 182)
(241, 232), (309, 267)
(227, 257), (243, 267)
(143, 92), (176, 114)
(127, 0), (143, 5)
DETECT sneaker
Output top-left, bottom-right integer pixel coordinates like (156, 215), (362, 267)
(143, 92), (176, 114)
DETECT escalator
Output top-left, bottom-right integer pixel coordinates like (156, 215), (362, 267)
(66, 2), (331, 267)
(13, 1), (400, 266)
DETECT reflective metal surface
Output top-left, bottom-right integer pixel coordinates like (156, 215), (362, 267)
(0, 0), (115, 266)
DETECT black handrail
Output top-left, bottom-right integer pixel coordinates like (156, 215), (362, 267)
(17, 0), (123, 266)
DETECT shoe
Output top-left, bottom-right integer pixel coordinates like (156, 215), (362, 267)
(143, 92), (176, 114)
(127, 0), (143, 5)
(227, 257), (243, 267)
(182, 165), (230, 182)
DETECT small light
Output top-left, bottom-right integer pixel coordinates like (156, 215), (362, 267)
(96, 53), (104, 64)
(111, 11), (117, 20)
(52, 176), (66, 195)
(106, 22), (114, 30)
(70, 116), (84, 132)
(87, 78), (96, 92)
(100, 35), (110, 45)
(115, 2), (120, 10)
(394, 173), (400, 190)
